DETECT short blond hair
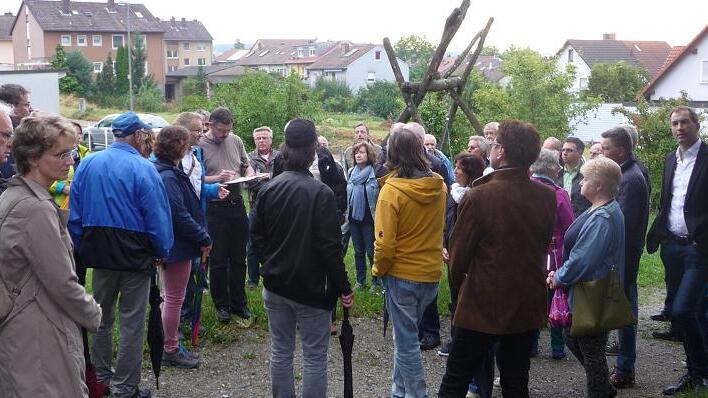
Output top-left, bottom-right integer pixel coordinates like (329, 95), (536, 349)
(580, 157), (621, 197)
(13, 114), (75, 174)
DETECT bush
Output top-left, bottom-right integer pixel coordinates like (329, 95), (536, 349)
(178, 94), (210, 113)
(356, 81), (405, 119)
(323, 95), (356, 113)
(132, 85), (166, 113)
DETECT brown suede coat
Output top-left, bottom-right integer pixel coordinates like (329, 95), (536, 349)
(450, 168), (556, 334)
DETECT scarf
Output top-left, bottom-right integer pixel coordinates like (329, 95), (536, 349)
(450, 183), (469, 204)
(348, 164), (376, 222)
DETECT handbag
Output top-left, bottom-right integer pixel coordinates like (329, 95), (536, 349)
(569, 266), (636, 336)
(549, 288), (572, 328)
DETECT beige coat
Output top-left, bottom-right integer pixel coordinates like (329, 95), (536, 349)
(0, 176), (102, 398)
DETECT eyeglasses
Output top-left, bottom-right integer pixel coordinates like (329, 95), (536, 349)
(53, 150), (74, 161)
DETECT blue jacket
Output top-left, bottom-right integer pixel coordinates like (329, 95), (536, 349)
(554, 200), (625, 310)
(346, 165), (379, 221)
(154, 158), (211, 263)
(69, 142), (173, 272)
(433, 149), (455, 185)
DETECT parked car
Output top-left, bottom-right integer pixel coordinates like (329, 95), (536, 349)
(82, 113), (169, 150)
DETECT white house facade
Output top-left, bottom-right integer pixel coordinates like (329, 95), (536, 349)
(556, 43), (592, 93)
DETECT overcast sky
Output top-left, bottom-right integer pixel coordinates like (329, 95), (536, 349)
(4, 0), (706, 55)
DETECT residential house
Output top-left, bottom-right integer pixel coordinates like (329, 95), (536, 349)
(437, 54), (510, 86)
(0, 12), (13, 68)
(159, 17), (213, 73)
(214, 48), (249, 63)
(11, 0), (166, 85)
(165, 62), (249, 101)
(306, 41), (409, 93)
(235, 39), (337, 78)
(555, 33), (672, 92)
(640, 25), (708, 104)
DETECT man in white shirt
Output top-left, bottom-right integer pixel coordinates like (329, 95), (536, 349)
(646, 106), (708, 395)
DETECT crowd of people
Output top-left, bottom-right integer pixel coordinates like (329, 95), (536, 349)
(0, 80), (706, 398)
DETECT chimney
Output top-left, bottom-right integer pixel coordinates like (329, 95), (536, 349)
(342, 42), (350, 54)
(107, 0), (115, 9)
(170, 16), (176, 27)
(85, 12), (93, 25)
(61, 0), (70, 13)
(603, 32), (616, 40)
(181, 17), (186, 26)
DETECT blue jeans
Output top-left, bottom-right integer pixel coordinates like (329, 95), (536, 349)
(384, 275), (438, 398)
(662, 241), (708, 377)
(616, 280), (638, 374)
(350, 220), (377, 285)
(263, 289), (332, 398)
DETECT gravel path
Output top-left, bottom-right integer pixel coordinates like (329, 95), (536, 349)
(142, 288), (685, 397)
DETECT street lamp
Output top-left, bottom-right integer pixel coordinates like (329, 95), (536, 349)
(119, 0), (134, 111)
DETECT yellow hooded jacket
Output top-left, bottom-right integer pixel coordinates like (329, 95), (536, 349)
(372, 172), (447, 283)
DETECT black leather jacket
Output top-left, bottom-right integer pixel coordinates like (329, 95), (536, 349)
(251, 169), (352, 310)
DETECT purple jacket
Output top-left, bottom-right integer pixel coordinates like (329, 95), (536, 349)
(532, 175), (574, 271)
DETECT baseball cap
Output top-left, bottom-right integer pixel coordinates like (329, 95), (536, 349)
(112, 112), (152, 137)
(284, 118), (317, 148)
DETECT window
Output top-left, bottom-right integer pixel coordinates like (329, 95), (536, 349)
(61, 35), (71, 46)
(197, 58), (206, 66)
(182, 42), (190, 50)
(134, 11), (143, 18)
(579, 77), (588, 90)
(259, 50), (269, 57)
(568, 48), (574, 63)
(309, 47), (315, 57)
(367, 72), (376, 84)
(92, 34), (102, 46)
(112, 34), (124, 49)
(196, 43), (206, 52)
(701, 60), (708, 83)
(167, 49), (178, 59)
(375, 50), (381, 60)
(168, 65), (178, 72)
(297, 48), (304, 58)
(77, 35), (87, 46)
(183, 58), (190, 66)
(344, 48), (359, 57)
(93, 62), (103, 73)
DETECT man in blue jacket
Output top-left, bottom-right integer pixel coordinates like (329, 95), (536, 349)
(69, 112), (173, 398)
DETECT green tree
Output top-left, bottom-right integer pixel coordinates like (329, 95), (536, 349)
(480, 45), (500, 56)
(65, 50), (94, 96)
(233, 39), (245, 49)
(356, 81), (405, 119)
(470, 47), (597, 140)
(114, 46), (129, 94)
(183, 66), (208, 97)
(50, 44), (80, 94)
(584, 62), (650, 102)
(130, 34), (147, 89)
(312, 77), (355, 113)
(95, 53), (115, 96)
(613, 95), (700, 207)
(394, 35), (435, 81)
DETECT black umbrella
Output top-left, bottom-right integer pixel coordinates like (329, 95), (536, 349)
(147, 273), (164, 389)
(338, 307), (354, 398)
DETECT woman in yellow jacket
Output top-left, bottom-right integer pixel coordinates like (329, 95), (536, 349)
(372, 124), (447, 398)
(49, 122), (90, 209)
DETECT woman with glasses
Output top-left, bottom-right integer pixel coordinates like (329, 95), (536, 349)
(0, 114), (102, 397)
(49, 121), (91, 209)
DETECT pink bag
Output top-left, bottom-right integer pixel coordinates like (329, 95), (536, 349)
(549, 288), (572, 328)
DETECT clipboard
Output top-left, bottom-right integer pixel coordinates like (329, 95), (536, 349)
(223, 173), (270, 185)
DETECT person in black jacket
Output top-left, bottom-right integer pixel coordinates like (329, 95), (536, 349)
(252, 118), (354, 398)
(153, 126), (212, 369)
(600, 127), (650, 389)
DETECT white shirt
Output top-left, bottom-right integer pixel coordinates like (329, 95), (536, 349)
(181, 149), (203, 199)
(668, 138), (701, 236)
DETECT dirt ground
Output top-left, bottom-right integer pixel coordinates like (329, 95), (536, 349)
(142, 288), (687, 398)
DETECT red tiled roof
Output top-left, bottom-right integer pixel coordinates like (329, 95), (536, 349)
(639, 25), (708, 99)
(620, 41), (672, 78)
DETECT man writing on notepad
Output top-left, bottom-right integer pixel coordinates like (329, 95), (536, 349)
(199, 107), (255, 324)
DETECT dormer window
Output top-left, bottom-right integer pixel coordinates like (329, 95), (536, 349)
(297, 48), (304, 58)
(71, 10), (79, 15)
(259, 50), (269, 57)
(344, 48), (359, 57)
(568, 48), (574, 63)
(106, 7), (117, 14)
(309, 48), (315, 57)
(135, 11), (143, 18)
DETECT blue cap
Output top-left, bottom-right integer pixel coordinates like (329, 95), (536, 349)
(112, 112), (152, 137)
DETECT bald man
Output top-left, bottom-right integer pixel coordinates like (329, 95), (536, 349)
(424, 134), (454, 183)
(0, 104), (13, 195)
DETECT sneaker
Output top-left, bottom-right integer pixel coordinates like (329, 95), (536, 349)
(552, 349), (566, 360)
(662, 373), (708, 395)
(610, 370), (635, 389)
(216, 308), (230, 323)
(162, 347), (200, 369)
(178, 344), (199, 360)
(437, 342), (451, 357)
(420, 335), (441, 351)
(128, 388), (152, 398)
(652, 329), (682, 342)
(605, 340), (619, 356)
(650, 313), (671, 322)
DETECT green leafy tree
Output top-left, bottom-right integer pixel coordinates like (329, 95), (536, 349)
(183, 66), (208, 97)
(130, 34), (147, 89)
(50, 44), (80, 94)
(95, 53), (115, 96)
(114, 46), (129, 94)
(394, 35), (435, 81)
(233, 39), (245, 49)
(356, 81), (405, 119)
(65, 50), (94, 96)
(613, 95), (701, 207)
(470, 47), (597, 140)
(480, 45), (500, 56)
(584, 62), (650, 102)
(313, 77), (355, 113)
(132, 84), (166, 112)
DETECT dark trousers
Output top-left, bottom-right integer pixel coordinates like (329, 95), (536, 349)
(207, 202), (249, 312)
(245, 208), (261, 285)
(438, 328), (535, 398)
(662, 241), (708, 377)
(661, 242), (685, 317)
(419, 294), (440, 341)
(565, 332), (614, 398)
